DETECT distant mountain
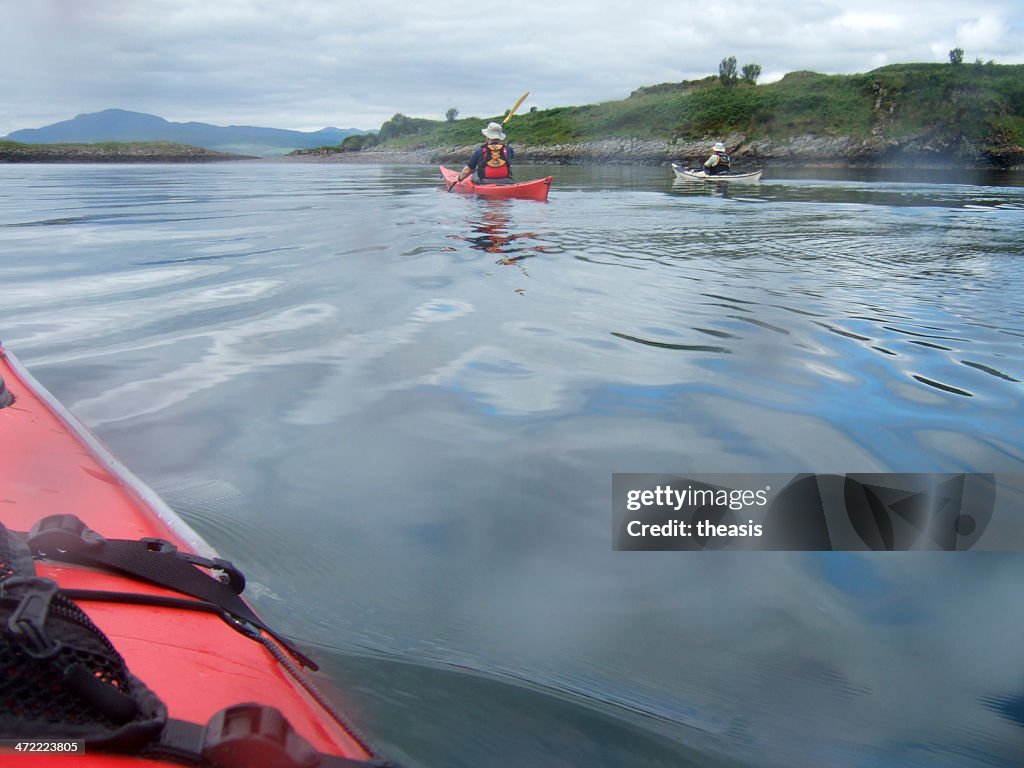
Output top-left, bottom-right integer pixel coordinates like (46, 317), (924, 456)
(3, 109), (370, 157)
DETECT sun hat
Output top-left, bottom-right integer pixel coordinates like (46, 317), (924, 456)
(712, 142), (727, 153)
(482, 122), (506, 140)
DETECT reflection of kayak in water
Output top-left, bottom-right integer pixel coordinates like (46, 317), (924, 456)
(440, 165), (552, 201)
(0, 343), (382, 767)
(672, 163), (763, 182)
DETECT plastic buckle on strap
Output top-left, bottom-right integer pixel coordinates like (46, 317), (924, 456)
(2, 576), (62, 659)
(177, 552), (247, 594)
(207, 557), (246, 594)
(202, 704), (319, 768)
(27, 514), (105, 556)
(138, 538), (246, 594)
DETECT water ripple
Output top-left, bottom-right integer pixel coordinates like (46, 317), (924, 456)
(610, 331), (731, 354)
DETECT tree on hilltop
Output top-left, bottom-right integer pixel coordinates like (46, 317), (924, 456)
(719, 56), (738, 85)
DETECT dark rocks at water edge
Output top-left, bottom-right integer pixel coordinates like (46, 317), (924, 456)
(315, 132), (1022, 170)
(451, 133), (1023, 169)
(0, 141), (257, 163)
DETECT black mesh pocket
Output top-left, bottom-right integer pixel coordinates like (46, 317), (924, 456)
(0, 524), (167, 750)
(0, 520), (33, 580)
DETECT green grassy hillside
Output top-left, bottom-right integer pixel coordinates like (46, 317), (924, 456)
(360, 62), (1024, 154)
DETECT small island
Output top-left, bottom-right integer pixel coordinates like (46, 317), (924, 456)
(0, 140), (255, 163)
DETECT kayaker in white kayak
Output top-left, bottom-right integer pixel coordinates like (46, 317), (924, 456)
(457, 122), (515, 184)
(703, 141), (731, 175)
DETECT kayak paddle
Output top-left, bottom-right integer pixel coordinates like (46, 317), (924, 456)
(503, 91), (529, 125)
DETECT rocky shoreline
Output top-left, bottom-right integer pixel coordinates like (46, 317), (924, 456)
(285, 132), (1023, 170)
(3, 133), (1019, 169)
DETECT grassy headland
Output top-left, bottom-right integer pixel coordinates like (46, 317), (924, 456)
(304, 62), (1024, 168)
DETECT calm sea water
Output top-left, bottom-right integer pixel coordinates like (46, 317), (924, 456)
(1, 162), (1023, 767)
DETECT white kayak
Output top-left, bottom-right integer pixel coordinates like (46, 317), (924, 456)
(672, 163), (762, 183)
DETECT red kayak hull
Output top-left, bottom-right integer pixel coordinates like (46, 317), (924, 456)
(0, 344), (374, 766)
(440, 165), (552, 201)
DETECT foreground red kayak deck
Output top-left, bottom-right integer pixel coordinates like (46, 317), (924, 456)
(440, 165), (552, 201)
(0, 344), (377, 766)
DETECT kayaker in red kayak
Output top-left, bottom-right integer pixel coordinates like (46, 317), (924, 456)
(456, 122), (515, 184)
(703, 141), (732, 175)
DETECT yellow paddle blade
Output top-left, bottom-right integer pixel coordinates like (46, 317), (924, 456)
(503, 92), (530, 125)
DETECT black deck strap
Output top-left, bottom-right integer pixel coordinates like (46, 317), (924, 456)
(62, 589), (248, 637)
(24, 514), (317, 670)
(141, 705), (396, 768)
(138, 536), (246, 594)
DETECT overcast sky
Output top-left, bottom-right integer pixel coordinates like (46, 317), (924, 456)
(3, 0), (1022, 136)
